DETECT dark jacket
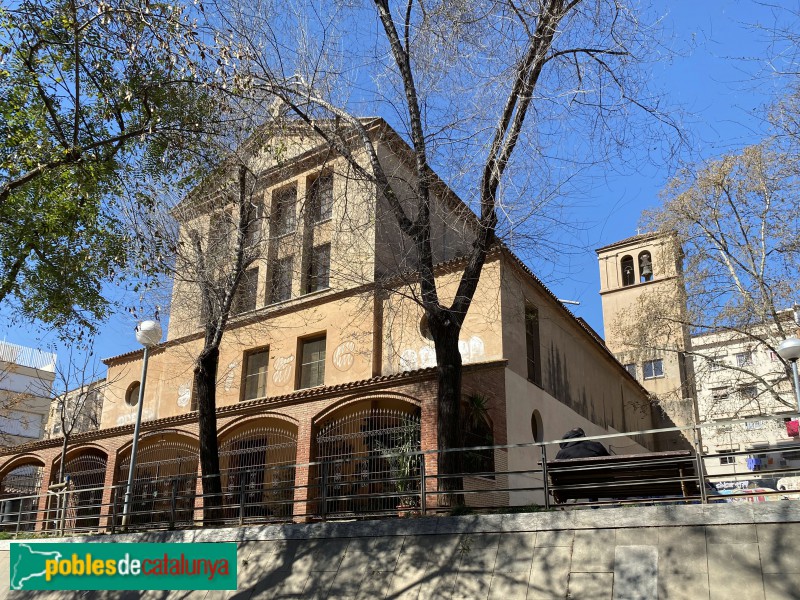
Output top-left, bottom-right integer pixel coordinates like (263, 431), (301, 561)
(555, 428), (610, 459)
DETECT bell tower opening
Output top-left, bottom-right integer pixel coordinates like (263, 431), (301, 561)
(638, 251), (653, 282)
(621, 255), (635, 286)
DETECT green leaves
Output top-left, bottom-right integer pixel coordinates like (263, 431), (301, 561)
(0, 0), (215, 337)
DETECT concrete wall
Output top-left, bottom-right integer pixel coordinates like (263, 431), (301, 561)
(4, 503), (799, 599)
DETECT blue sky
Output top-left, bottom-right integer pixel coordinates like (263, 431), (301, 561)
(2, 0), (796, 383)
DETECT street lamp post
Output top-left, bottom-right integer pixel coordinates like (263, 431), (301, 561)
(121, 319), (162, 529)
(777, 337), (800, 412)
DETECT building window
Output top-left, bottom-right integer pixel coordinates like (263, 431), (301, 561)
(308, 173), (333, 223)
(624, 363), (637, 379)
(735, 351), (753, 367)
(299, 336), (326, 389)
(125, 382), (141, 407)
(269, 256), (293, 304)
(643, 359), (663, 379)
(769, 350), (780, 362)
(621, 255), (635, 286)
(525, 305), (542, 385)
(709, 356), (725, 371)
(243, 350), (269, 401)
(272, 185), (296, 237)
(638, 251), (653, 282)
(739, 385), (758, 400)
(245, 202), (264, 247)
(304, 243), (331, 294)
(531, 409), (543, 443)
(711, 387), (730, 401)
(719, 451), (736, 465)
(233, 268), (258, 315)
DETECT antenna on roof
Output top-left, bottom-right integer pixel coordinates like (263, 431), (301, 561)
(558, 299), (581, 306)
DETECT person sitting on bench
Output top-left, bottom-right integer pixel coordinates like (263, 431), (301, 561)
(555, 427), (610, 459)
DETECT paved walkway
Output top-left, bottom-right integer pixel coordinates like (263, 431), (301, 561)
(2, 503), (799, 599)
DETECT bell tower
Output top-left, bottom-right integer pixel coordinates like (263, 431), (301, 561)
(596, 232), (696, 441)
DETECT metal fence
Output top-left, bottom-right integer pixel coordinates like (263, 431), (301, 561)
(4, 413), (800, 536)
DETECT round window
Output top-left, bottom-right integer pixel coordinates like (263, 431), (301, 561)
(531, 409), (543, 442)
(419, 314), (433, 340)
(126, 382), (141, 407)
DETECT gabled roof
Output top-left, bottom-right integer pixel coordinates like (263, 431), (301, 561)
(595, 232), (661, 254)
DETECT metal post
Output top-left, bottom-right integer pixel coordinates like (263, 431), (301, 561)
(170, 478), (178, 530)
(692, 425), (708, 504)
(122, 345), (151, 529)
(419, 455), (427, 516)
(110, 487), (117, 534)
(791, 360), (800, 412)
(15, 498), (23, 537)
(541, 444), (550, 510)
(319, 462), (328, 521)
(238, 481), (246, 526)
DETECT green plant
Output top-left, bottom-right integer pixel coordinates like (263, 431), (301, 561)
(376, 428), (420, 507)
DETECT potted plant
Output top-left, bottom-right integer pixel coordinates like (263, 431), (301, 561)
(376, 429), (420, 516)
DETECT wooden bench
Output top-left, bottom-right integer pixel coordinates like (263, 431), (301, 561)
(545, 450), (700, 505)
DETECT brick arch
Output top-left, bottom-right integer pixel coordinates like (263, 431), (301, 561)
(48, 447), (109, 533)
(113, 428), (199, 460)
(217, 415), (299, 522)
(217, 412), (299, 440)
(0, 457), (46, 532)
(310, 396), (422, 517)
(312, 391), (422, 426)
(0, 454), (45, 480)
(113, 429), (199, 529)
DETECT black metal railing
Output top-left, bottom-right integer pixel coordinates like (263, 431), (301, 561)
(4, 413), (800, 537)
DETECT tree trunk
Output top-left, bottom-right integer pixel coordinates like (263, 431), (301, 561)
(195, 346), (222, 523)
(432, 321), (464, 507)
(58, 434), (68, 483)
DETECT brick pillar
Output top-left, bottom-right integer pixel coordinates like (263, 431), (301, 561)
(97, 445), (121, 532)
(33, 449), (58, 533)
(292, 420), (314, 523)
(420, 390), (439, 511)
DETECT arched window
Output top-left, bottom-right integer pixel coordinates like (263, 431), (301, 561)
(638, 251), (653, 282)
(621, 255), (635, 286)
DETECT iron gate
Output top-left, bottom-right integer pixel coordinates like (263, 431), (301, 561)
(49, 452), (108, 532)
(0, 463), (43, 531)
(219, 423), (298, 522)
(315, 406), (421, 516)
(114, 438), (198, 528)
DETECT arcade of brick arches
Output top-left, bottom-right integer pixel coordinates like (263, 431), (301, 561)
(0, 363), (507, 532)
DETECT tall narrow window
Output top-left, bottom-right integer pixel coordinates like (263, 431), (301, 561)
(208, 209), (234, 262)
(245, 202), (264, 247)
(621, 255), (635, 286)
(272, 185), (296, 237)
(243, 350), (269, 401)
(643, 358), (664, 379)
(299, 336), (326, 389)
(525, 305), (542, 385)
(233, 268), (258, 315)
(638, 251), (653, 282)
(308, 173), (333, 223)
(735, 351), (753, 367)
(304, 243), (331, 294)
(269, 256), (293, 304)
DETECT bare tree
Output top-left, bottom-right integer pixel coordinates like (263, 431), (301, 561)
(619, 140), (800, 417)
(212, 0), (679, 495)
(43, 345), (117, 483)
